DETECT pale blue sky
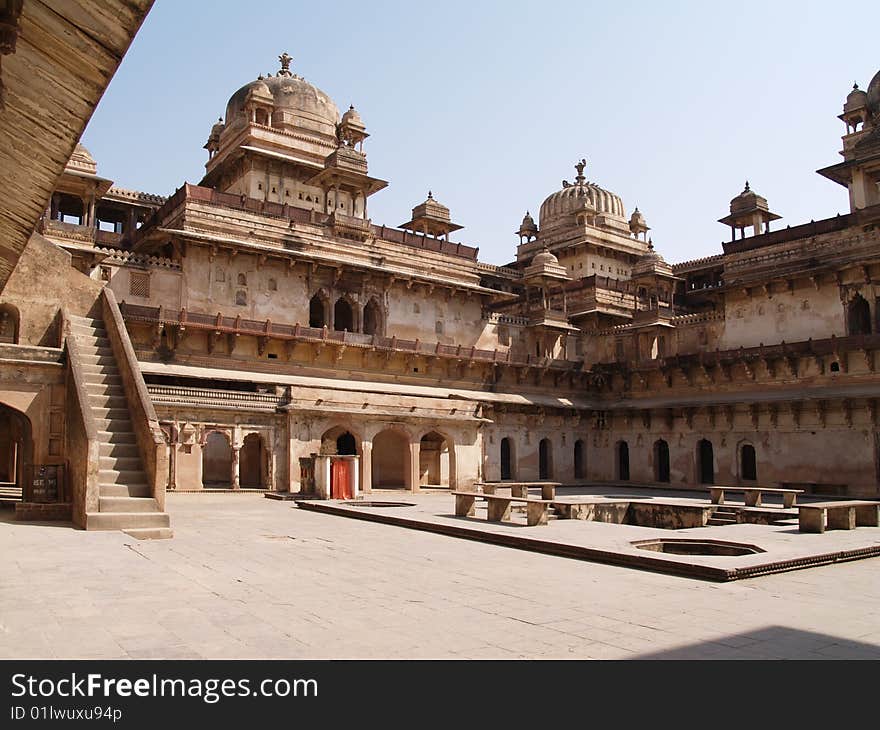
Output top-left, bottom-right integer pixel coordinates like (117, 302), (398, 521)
(82, 0), (879, 265)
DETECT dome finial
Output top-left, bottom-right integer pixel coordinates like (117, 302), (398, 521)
(648, 238), (654, 250)
(278, 52), (293, 77)
(853, 81), (859, 90)
(744, 180), (750, 192)
(574, 158), (587, 184)
(427, 190), (433, 200)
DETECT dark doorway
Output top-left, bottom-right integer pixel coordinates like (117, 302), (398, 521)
(741, 444), (757, 481)
(574, 439), (586, 480)
(0, 404), (32, 500)
(617, 441), (630, 481)
(654, 439), (670, 483)
(538, 438), (552, 480)
(203, 431), (232, 486)
(309, 294), (326, 328)
(698, 439), (714, 484)
(240, 433), (263, 488)
(847, 294), (871, 335)
(336, 432), (357, 455)
(500, 437), (513, 480)
(363, 299), (382, 336)
(334, 298), (354, 332)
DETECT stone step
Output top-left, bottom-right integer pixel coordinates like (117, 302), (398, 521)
(123, 527), (173, 540)
(95, 418), (134, 431)
(100, 455), (143, 471)
(99, 468), (149, 484)
(82, 372), (122, 384)
(78, 354), (117, 365)
(97, 430), (137, 444)
(88, 394), (128, 408)
(98, 496), (159, 513)
(86, 511), (170, 530)
(85, 385), (125, 399)
(78, 345), (114, 356)
(99, 441), (140, 457)
(100, 483), (151, 498)
(80, 364), (119, 376)
(92, 407), (132, 420)
(707, 517), (737, 526)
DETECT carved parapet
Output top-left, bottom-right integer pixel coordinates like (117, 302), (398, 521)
(329, 212), (372, 242)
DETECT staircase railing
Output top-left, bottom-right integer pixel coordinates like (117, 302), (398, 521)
(100, 288), (168, 511)
(61, 308), (101, 528)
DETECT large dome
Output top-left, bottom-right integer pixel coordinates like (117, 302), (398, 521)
(867, 68), (880, 120)
(224, 57), (340, 137)
(539, 179), (626, 230)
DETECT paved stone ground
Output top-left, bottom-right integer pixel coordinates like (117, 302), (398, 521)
(2, 493), (879, 659)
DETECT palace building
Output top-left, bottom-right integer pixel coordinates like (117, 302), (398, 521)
(2, 36), (879, 537)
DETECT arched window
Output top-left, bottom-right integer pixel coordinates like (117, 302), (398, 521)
(235, 290), (247, 306)
(202, 432), (232, 487)
(363, 298), (382, 336)
(539, 438), (553, 480)
(309, 294), (326, 328)
(267, 278), (277, 292)
(617, 441), (630, 481)
(741, 443), (757, 481)
(334, 298), (354, 332)
(240, 433), (264, 488)
(255, 108), (269, 126)
(698, 439), (714, 484)
(847, 294), (871, 335)
(237, 273), (247, 286)
(574, 439), (586, 480)
(500, 437), (514, 480)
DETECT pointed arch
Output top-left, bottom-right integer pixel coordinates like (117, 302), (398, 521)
(363, 297), (383, 336)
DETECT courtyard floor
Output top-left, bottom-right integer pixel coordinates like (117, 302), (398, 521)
(2, 491), (880, 659)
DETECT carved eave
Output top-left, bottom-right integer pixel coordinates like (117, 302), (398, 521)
(307, 165), (388, 197)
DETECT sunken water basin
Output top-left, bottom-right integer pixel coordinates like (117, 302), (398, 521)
(632, 538), (765, 556)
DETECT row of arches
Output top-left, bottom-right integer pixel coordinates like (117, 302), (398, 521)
(615, 438), (757, 484)
(309, 294), (383, 335)
(498, 437), (587, 481)
(320, 426), (456, 491)
(202, 431), (267, 488)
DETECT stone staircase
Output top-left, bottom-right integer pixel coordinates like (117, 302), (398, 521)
(707, 505), (738, 526)
(70, 314), (172, 539)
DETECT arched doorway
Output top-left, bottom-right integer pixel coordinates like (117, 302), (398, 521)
(654, 439), (670, 483)
(617, 441), (630, 481)
(419, 431), (454, 488)
(741, 443), (757, 481)
(847, 294), (872, 335)
(336, 432), (357, 455)
(0, 404), (32, 501)
(309, 293), (327, 328)
(334, 298), (354, 332)
(363, 298), (383, 336)
(372, 429), (409, 489)
(239, 433), (264, 488)
(500, 437), (514, 480)
(0, 305), (20, 344)
(538, 438), (553, 480)
(698, 439), (714, 484)
(202, 431), (232, 487)
(574, 439), (586, 480)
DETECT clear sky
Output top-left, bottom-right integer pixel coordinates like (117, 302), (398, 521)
(82, 0), (879, 266)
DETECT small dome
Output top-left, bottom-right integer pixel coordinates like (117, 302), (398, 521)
(632, 240), (671, 277)
(67, 143), (97, 175)
(341, 104), (362, 126)
(210, 117), (225, 136)
(845, 82), (868, 113)
(531, 247), (559, 266)
(519, 210), (537, 231)
(867, 68), (880, 119)
(629, 206), (648, 232)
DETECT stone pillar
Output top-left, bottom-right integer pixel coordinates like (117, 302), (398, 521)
(409, 440), (421, 493)
(231, 446), (241, 490)
(87, 190), (96, 228)
(168, 443), (177, 491)
(361, 441), (372, 494)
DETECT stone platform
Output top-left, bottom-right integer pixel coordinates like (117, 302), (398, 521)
(298, 486), (880, 582)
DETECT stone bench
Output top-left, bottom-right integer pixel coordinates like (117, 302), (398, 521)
(798, 500), (880, 534)
(452, 491), (551, 527)
(709, 485), (803, 509)
(480, 483), (557, 500)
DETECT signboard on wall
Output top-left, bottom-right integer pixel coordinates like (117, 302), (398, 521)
(30, 464), (65, 503)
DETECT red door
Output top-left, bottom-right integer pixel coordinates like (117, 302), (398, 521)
(331, 459), (353, 500)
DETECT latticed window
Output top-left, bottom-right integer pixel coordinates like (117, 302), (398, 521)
(129, 272), (150, 298)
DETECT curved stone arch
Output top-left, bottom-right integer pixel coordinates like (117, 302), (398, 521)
(371, 425), (414, 490)
(308, 288), (331, 328)
(0, 303), (20, 344)
(201, 429), (233, 488)
(417, 427), (457, 489)
(320, 424), (363, 455)
(362, 295), (385, 336)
